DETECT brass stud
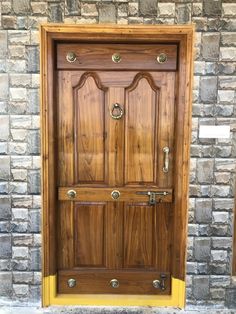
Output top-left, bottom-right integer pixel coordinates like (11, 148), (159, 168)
(68, 278), (76, 288)
(110, 279), (119, 288)
(111, 190), (120, 200)
(157, 53), (167, 64)
(66, 52), (77, 63)
(67, 189), (77, 199)
(112, 53), (121, 63)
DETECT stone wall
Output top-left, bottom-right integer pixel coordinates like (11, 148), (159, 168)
(0, 0), (235, 309)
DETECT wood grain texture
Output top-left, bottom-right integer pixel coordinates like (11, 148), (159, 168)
(124, 204), (154, 268)
(57, 43), (177, 71)
(58, 270), (171, 294)
(74, 203), (106, 267)
(74, 73), (107, 184)
(125, 73), (159, 185)
(58, 187), (173, 202)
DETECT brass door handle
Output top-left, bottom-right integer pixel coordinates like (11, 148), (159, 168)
(163, 147), (170, 173)
(110, 103), (124, 120)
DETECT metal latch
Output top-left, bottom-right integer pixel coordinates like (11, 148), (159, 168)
(136, 191), (169, 206)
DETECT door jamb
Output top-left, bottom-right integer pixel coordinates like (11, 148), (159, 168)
(40, 24), (195, 307)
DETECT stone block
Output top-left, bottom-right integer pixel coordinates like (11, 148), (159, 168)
(29, 209), (40, 233)
(8, 31), (30, 45)
(211, 185), (230, 197)
(219, 76), (236, 90)
(211, 224), (229, 236)
(13, 234), (33, 246)
(12, 259), (28, 271)
(99, 4), (116, 23)
(211, 288), (226, 299)
(0, 156), (10, 180)
(211, 275), (231, 288)
(11, 156), (32, 169)
(2, 16), (17, 29)
(200, 76), (217, 103)
(31, 2), (47, 15)
(65, 0), (79, 15)
(198, 263), (208, 274)
(30, 247), (41, 271)
(13, 272), (33, 284)
(0, 31), (7, 59)
(218, 90), (234, 104)
(0, 235), (11, 259)
(12, 0), (30, 14)
(0, 260), (11, 271)
(0, 196), (11, 220)
(192, 3), (202, 17)
(10, 88), (27, 102)
(158, 3), (175, 18)
(202, 33), (220, 61)
(27, 89), (39, 113)
(13, 284), (29, 297)
(81, 3), (98, 16)
(139, 0), (157, 16)
(10, 74), (31, 87)
(221, 32), (236, 47)
(128, 3), (138, 16)
(214, 172), (231, 184)
(195, 198), (212, 223)
(215, 146), (231, 158)
(0, 74), (9, 100)
(176, 4), (191, 24)
(28, 170), (40, 194)
(12, 208), (28, 221)
(218, 62), (236, 75)
(26, 46), (39, 74)
(215, 104), (234, 117)
(194, 238), (211, 262)
(220, 47), (236, 61)
(211, 250), (228, 262)
(197, 159), (214, 184)
(48, 3), (63, 22)
(12, 195), (32, 208)
(12, 247), (29, 260)
(9, 142), (27, 155)
(27, 130), (40, 155)
(193, 276), (210, 299)
(222, 3), (236, 17)
(11, 129), (27, 142)
(9, 182), (28, 194)
(7, 60), (26, 73)
(215, 159), (236, 171)
(0, 272), (12, 297)
(0, 116), (9, 141)
(203, 0), (222, 16)
(225, 288), (236, 308)
(11, 115), (31, 129)
(212, 212), (229, 224)
(212, 237), (232, 249)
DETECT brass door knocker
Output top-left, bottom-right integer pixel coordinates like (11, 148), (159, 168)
(110, 103), (124, 120)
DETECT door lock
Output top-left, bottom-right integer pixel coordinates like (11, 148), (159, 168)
(153, 274), (166, 290)
(136, 191), (169, 205)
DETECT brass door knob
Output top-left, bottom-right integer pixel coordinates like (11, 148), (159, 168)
(67, 189), (76, 199)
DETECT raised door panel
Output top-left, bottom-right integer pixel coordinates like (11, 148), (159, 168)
(124, 204), (155, 269)
(74, 73), (107, 184)
(125, 74), (159, 185)
(74, 202), (106, 268)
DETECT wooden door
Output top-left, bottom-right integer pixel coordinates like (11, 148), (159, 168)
(55, 43), (177, 295)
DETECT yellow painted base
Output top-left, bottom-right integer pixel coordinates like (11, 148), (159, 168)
(42, 275), (185, 308)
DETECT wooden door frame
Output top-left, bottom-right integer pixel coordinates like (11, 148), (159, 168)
(40, 24), (195, 307)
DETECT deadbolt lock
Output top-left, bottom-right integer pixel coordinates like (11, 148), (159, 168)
(67, 189), (77, 199)
(111, 190), (120, 200)
(110, 279), (119, 288)
(157, 53), (167, 64)
(136, 191), (169, 206)
(67, 278), (76, 288)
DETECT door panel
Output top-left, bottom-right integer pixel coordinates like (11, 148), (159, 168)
(74, 203), (106, 268)
(56, 45), (176, 295)
(124, 204), (155, 268)
(74, 74), (107, 184)
(125, 74), (158, 185)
